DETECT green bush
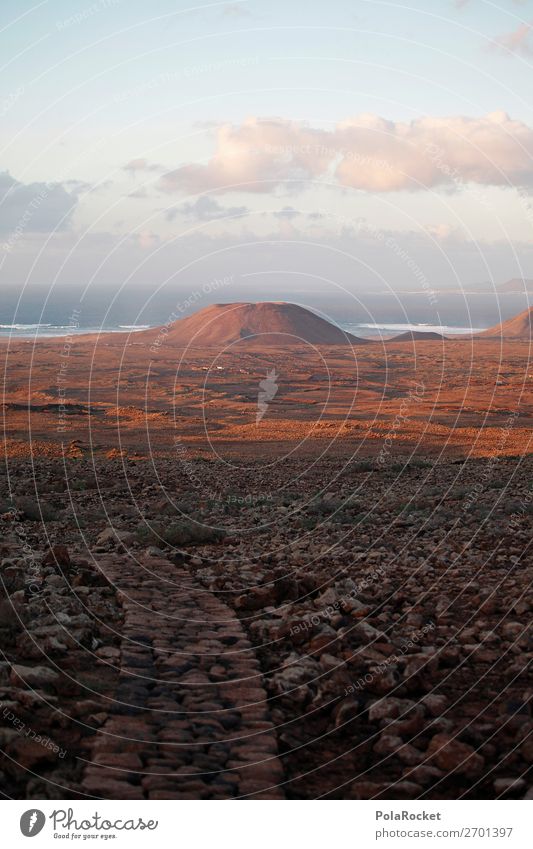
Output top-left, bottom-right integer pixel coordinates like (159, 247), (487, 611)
(137, 519), (225, 547)
(0, 497), (15, 514)
(353, 460), (375, 472)
(15, 497), (58, 522)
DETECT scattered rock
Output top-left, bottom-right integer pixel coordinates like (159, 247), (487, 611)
(427, 734), (485, 777)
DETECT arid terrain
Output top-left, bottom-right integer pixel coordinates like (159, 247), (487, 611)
(2, 304), (533, 461)
(0, 303), (532, 800)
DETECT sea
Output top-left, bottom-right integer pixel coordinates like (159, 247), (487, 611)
(0, 289), (530, 339)
(0, 321), (484, 339)
(0, 323), (152, 338)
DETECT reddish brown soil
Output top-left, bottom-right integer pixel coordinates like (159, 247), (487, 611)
(1, 331), (532, 462)
(0, 323), (532, 801)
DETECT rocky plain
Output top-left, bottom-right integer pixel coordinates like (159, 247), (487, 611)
(0, 303), (532, 800)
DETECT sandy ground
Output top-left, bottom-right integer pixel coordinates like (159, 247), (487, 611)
(1, 333), (532, 461)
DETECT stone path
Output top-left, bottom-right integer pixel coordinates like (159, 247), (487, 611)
(81, 554), (284, 799)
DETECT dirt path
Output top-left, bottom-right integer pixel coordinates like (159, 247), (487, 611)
(81, 554), (284, 799)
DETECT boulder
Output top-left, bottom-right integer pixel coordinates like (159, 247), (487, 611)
(10, 664), (60, 692)
(426, 733), (484, 777)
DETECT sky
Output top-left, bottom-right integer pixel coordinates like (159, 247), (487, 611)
(1, 0), (533, 316)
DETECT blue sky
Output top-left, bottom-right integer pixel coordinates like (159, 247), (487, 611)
(1, 0), (533, 298)
(3, 1), (532, 130)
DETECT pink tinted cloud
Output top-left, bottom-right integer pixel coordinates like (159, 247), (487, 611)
(493, 19), (533, 55)
(123, 158), (163, 175)
(157, 113), (533, 195)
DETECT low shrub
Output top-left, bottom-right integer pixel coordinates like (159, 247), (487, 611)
(137, 519), (225, 547)
(15, 497), (58, 522)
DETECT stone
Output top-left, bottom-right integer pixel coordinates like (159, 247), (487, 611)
(42, 545), (70, 568)
(373, 734), (403, 756)
(10, 664), (60, 691)
(368, 697), (415, 723)
(520, 737), (533, 764)
(386, 780), (423, 798)
(493, 777), (526, 795)
(6, 735), (59, 767)
(314, 587), (337, 608)
(348, 781), (386, 799)
(397, 744), (425, 766)
(96, 527), (135, 546)
(426, 733), (484, 777)
(403, 764), (443, 785)
(422, 694), (448, 717)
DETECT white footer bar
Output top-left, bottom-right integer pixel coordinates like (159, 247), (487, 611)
(3, 799), (532, 848)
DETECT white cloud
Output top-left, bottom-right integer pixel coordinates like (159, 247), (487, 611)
(222, 2), (251, 16)
(128, 187), (149, 199)
(157, 113), (533, 195)
(123, 158), (164, 175)
(131, 230), (160, 251)
(273, 206), (301, 219)
(424, 223), (462, 241)
(176, 195), (249, 222)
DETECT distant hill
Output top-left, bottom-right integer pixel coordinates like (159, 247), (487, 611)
(478, 305), (533, 338)
(498, 278), (533, 293)
(388, 330), (447, 342)
(144, 302), (370, 347)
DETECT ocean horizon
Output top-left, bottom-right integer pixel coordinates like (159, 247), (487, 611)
(0, 319), (484, 339)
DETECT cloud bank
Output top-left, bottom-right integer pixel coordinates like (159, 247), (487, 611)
(158, 113), (533, 195)
(0, 172), (77, 240)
